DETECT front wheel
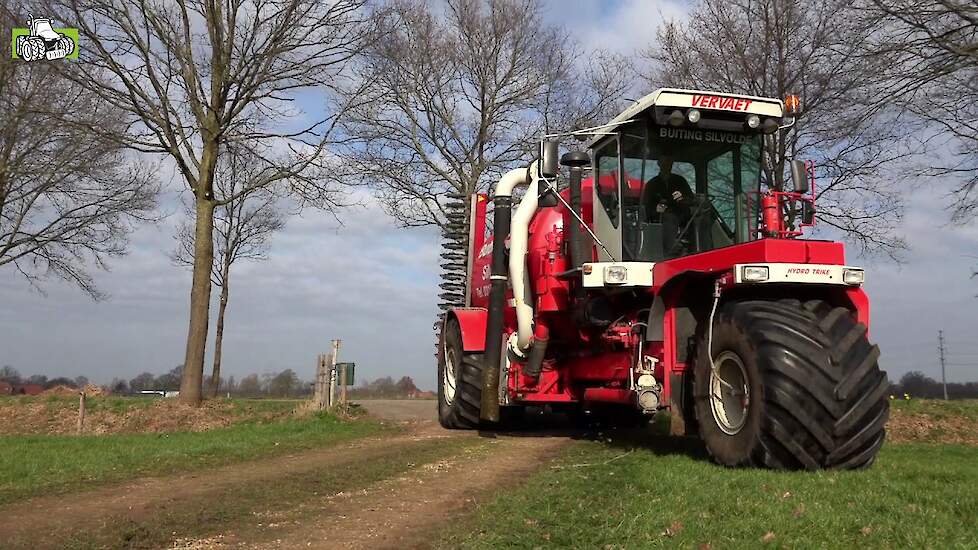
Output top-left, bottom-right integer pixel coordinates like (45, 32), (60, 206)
(694, 299), (888, 470)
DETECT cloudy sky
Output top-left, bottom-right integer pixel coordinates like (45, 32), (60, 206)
(2, 0), (977, 389)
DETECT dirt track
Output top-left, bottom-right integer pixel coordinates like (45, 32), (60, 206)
(0, 400), (571, 549)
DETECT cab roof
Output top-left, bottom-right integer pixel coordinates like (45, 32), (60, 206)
(587, 88), (785, 148)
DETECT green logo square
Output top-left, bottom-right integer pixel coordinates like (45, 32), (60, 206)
(11, 26), (79, 60)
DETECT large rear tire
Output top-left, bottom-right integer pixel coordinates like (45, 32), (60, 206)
(694, 299), (888, 470)
(437, 317), (483, 429)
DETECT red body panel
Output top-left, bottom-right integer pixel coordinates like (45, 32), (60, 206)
(451, 308), (487, 352)
(654, 238), (846, 288)
(583, 388), (633, 404)
(450, 184), (867, 413)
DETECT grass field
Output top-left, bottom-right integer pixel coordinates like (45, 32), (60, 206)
(442, 400), (978, 549)
(0, 410), (386, 505)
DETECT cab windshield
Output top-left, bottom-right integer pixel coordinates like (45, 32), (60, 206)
(593, 123), (762, 261)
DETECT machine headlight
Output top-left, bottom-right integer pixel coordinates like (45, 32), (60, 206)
(604, 265), (628, 285)
(843, 269), (865, 285)
(742, 265), (769, 282)
(746, 114), (761, 129)
(687, 109), (701, 123)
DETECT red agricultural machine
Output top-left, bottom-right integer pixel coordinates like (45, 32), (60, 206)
(437, 88), (888, 470)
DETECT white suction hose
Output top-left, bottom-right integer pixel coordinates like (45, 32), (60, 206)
(509, 163), (540, 353)
(494, 167), (529, 199)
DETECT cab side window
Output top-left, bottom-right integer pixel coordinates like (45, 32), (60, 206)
(595, 141), (620, 228)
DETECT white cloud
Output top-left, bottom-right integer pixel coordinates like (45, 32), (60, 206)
(0, 197), (444, 388)
(543, 0), (688, 56)
(862, 189), (978, 383)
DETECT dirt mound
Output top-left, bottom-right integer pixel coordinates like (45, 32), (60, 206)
(39, 384), (106, 398)
(886, 406), (978, 446)
(82, 384), (106, 397)
(0, 398), (295, 436)
(42, 385), (78, 396)
(89, 400), (237, 434)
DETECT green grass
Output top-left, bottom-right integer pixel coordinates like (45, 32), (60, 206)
(442, 440), (978, 549)
(228, 397), (304, 416)
(442, 402), (978, 549)
(0, 412), (387, 505)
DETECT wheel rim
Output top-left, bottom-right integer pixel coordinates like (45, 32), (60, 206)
(442, 341), (458, 406)
(710, 351), (750, 435)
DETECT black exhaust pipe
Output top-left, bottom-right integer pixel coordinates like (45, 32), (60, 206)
(561, 151), (591, 269)
(479, 193), (512, 423)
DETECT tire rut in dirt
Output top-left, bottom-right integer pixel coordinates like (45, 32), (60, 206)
(695, 298), (889, 470)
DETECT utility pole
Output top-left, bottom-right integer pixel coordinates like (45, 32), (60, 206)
(328, 339), (341, 409)
(939, 330), (948, 401)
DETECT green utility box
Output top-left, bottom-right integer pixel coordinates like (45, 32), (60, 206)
(335, 362), (355, 385)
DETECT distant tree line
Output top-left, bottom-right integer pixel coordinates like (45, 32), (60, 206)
(119, 366), (314, 398)
(0, 364), (313, 398)
(890, 372), (978, 400)
(2, 363), (432, 400)
(0, 366), (89, 389)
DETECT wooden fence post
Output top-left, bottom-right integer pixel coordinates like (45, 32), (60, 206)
(313, 353), (328, 410)
(77, 390), (86, 434)
(328, 339), (340, 409)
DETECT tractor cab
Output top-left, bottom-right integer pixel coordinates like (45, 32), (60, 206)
(584, 89), (788, 264)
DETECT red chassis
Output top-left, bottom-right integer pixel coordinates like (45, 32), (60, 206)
(445, 191), (870, 417)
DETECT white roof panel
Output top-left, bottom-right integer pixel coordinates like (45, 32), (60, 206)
(587, 88), (785, 147)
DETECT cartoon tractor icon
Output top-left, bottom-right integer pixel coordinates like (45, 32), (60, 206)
(15, 15), (75, 62)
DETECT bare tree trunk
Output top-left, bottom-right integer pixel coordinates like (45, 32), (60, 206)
(179, 196), (215, 405)
(208, 274), (230, 398)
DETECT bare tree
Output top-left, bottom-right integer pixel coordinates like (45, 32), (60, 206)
(339, 0), (630, 319)
(646, 0), (918, 257)
(173, 145), (285, 398)
(58, 0), (372, 403)
(0, 7), (156, 298)
(868, 0), (978, 221)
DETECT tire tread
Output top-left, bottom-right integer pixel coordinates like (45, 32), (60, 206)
(698, 299), (888, 470)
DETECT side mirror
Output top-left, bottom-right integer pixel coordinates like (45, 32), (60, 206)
(538, 139), (559, 178)
(802, 202), (816, 225)
(790, 160), (809, 194)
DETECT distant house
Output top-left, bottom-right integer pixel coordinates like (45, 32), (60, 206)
(1, 383), (50, 396)
(17, 384), (44, 395)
